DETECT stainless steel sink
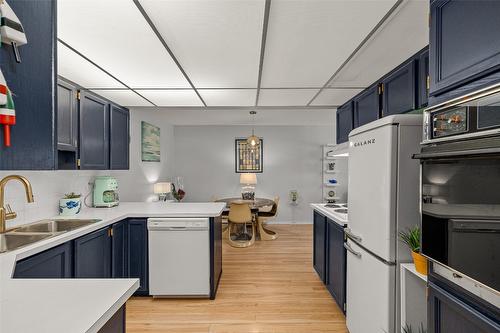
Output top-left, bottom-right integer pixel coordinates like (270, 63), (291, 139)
(334, 208), (348, 214)
(0, 233), (54, 253)
(12, 219), (101, 233)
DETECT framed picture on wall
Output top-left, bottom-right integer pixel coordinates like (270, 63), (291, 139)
(235, 138), (263, 173)
(141, 121), (160, 162)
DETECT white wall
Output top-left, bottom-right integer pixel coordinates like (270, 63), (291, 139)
(172, 125), (333, 223)
(0, 108), (174, 228)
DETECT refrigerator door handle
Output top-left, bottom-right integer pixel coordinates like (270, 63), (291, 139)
(345, 228), (362, 243)
(344, 242), (362, 258)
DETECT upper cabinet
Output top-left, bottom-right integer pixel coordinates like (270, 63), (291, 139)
(381, 60), (416, 116)
(79, 91), (110, 170)
(57, 80), (78, 152)
(418, 49), (429, 108)
(0, 0), (57, 170)
(429, 0), (500, 98)
(109, 105), (130, 170)
(353, 84), (380, 128)
(336, 102), (354, 144)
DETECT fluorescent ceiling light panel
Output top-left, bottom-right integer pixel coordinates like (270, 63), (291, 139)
(311, 88), (363, 106)
(137, 90), (203, 107)
(199, 89), (257, 106)
(90, 90), (153, 107)
(139, 0), (265, 88)
(57, 0), (190, 88)
(58, 42), (125, 89)
(258, 89), (318, 106)
(329, 1), (428, 87)
(260, 0), (397, 88)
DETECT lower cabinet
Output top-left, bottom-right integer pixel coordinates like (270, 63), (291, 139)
(13, 242), (73, 278)
(428, 282), (500, 333)
(97, 305), (126, 333)
(313, 211), (327, 282)
(74, 227), (112, 278)
(112, 220), (128, 278)
(326, 218), (346, 313)
(127, 218), (149, 295)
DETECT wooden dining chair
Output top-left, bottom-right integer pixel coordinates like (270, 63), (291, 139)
(227, 202), (255, 248)
(257, 196), (279, 240)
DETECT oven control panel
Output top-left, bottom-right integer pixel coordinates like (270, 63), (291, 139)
(432, 108), (468, 139)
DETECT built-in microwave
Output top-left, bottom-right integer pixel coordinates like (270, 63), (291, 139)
(423, 83), (500, 144)
(415, 85), (500, 303)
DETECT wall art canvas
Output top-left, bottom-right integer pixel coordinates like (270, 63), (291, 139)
(235, 138), (263, 173)
(141, 121), (160, 162)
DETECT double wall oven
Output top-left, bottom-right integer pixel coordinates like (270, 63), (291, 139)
(415, 84), (500, 308)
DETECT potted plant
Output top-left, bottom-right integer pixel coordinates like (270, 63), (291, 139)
(59, 192), (82, 216)
(400, 225), (428, 275)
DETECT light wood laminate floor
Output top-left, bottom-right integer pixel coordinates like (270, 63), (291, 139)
(126, 224), (348, 333)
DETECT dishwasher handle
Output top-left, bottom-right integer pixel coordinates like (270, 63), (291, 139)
(148, 225), (208, 231)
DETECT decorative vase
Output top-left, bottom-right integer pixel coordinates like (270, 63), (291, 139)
(59, 198), (81, 216)
(412, 251), (428, 275)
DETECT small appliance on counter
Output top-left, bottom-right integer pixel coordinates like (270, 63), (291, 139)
(93, 176), (119, 208)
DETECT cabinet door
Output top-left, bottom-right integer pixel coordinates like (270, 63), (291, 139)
(57, 80), (78, 151)
(13, 242), (72, 278)
(336, 102), (354, 144)
(354, 85), (380, 128)
(313, 211), (327, 282)
(418, 49), (429, 108)
(79, 92), (109, 169)
(112, 220), (128, 278)
(382, 60), (416, 116)
(326, 219), (346, 313)
(74, 227), (112, 278)
(128, 218), (148, 295)
(429, 0), (500, 96)
(428, 283), (500, 333)
(109, 105), (130, 170)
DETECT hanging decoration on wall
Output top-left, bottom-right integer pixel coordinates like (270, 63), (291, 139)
(0, 68), (6, 105)
(141, 121), (160, 162)
(0, 85), (15, 147)
(235, 137), (263, 173)
(0, 0), (28, 63)
(246, 111), (260, 151)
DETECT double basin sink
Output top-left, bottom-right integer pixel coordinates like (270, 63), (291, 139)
(0, 219), (101, 253)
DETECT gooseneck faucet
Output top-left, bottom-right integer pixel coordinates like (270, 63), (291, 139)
(0, 175), (34, 233)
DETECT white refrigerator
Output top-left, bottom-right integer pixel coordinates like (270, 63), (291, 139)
(345, 115), (422, 333)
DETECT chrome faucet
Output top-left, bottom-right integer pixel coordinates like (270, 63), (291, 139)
(0, 175), (34, 233)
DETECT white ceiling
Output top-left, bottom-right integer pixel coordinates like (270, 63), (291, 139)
(57, 0), (429, 112)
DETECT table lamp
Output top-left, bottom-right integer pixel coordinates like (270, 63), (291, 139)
(154, 182), (172, 202)
(240, 173), (257, 200)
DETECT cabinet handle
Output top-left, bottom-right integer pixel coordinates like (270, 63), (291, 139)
(344, 242), (361, 258)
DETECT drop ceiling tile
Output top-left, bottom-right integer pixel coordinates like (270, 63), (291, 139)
(137, 90), (203, 107)
(311, 88), (363, 106)
(258, 89), (318, 106)
(329, 1), (428, 87)
(58, 42), (125, 89)
(139, 0), (265, 88)
(90, 90), (153, 107)
(58, 0), (190, 88)
(261, 0), (397, 88)
(199, 89), (257, 106)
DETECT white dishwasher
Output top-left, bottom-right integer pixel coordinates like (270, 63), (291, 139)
(147, 217), (210, 297)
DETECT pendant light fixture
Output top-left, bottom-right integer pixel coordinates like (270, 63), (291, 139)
(247, 111), (259, 149)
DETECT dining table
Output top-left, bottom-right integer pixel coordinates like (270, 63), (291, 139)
(215, 197), (277, 241)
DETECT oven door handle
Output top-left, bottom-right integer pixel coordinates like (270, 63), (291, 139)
(413, 147), (500, 160)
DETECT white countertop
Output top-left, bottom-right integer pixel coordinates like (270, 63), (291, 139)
(310, 203), (348, 225)
(0, 201), (225, 333)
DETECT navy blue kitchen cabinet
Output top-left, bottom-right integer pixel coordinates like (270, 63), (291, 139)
(57, 80), (78, 152)
(313, 211), (327, 282)
(13, 242), (73, 278)
(381, 60), (416, 116)
(0, 0), (57, 170)
(418, 49), (429, 108)
(353, 84), (380, 128)
(429, 0), (500, 98)
(109, 105), (130, 170)
(428, 282), (500, 333)
(336, 101), (354, 144)
(112, 220), (128, 278)
(127, 218), (149, 295)
(325, 218), (346, 314)
(74, 227), (112, 278)
(79, 91), (109, 170)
